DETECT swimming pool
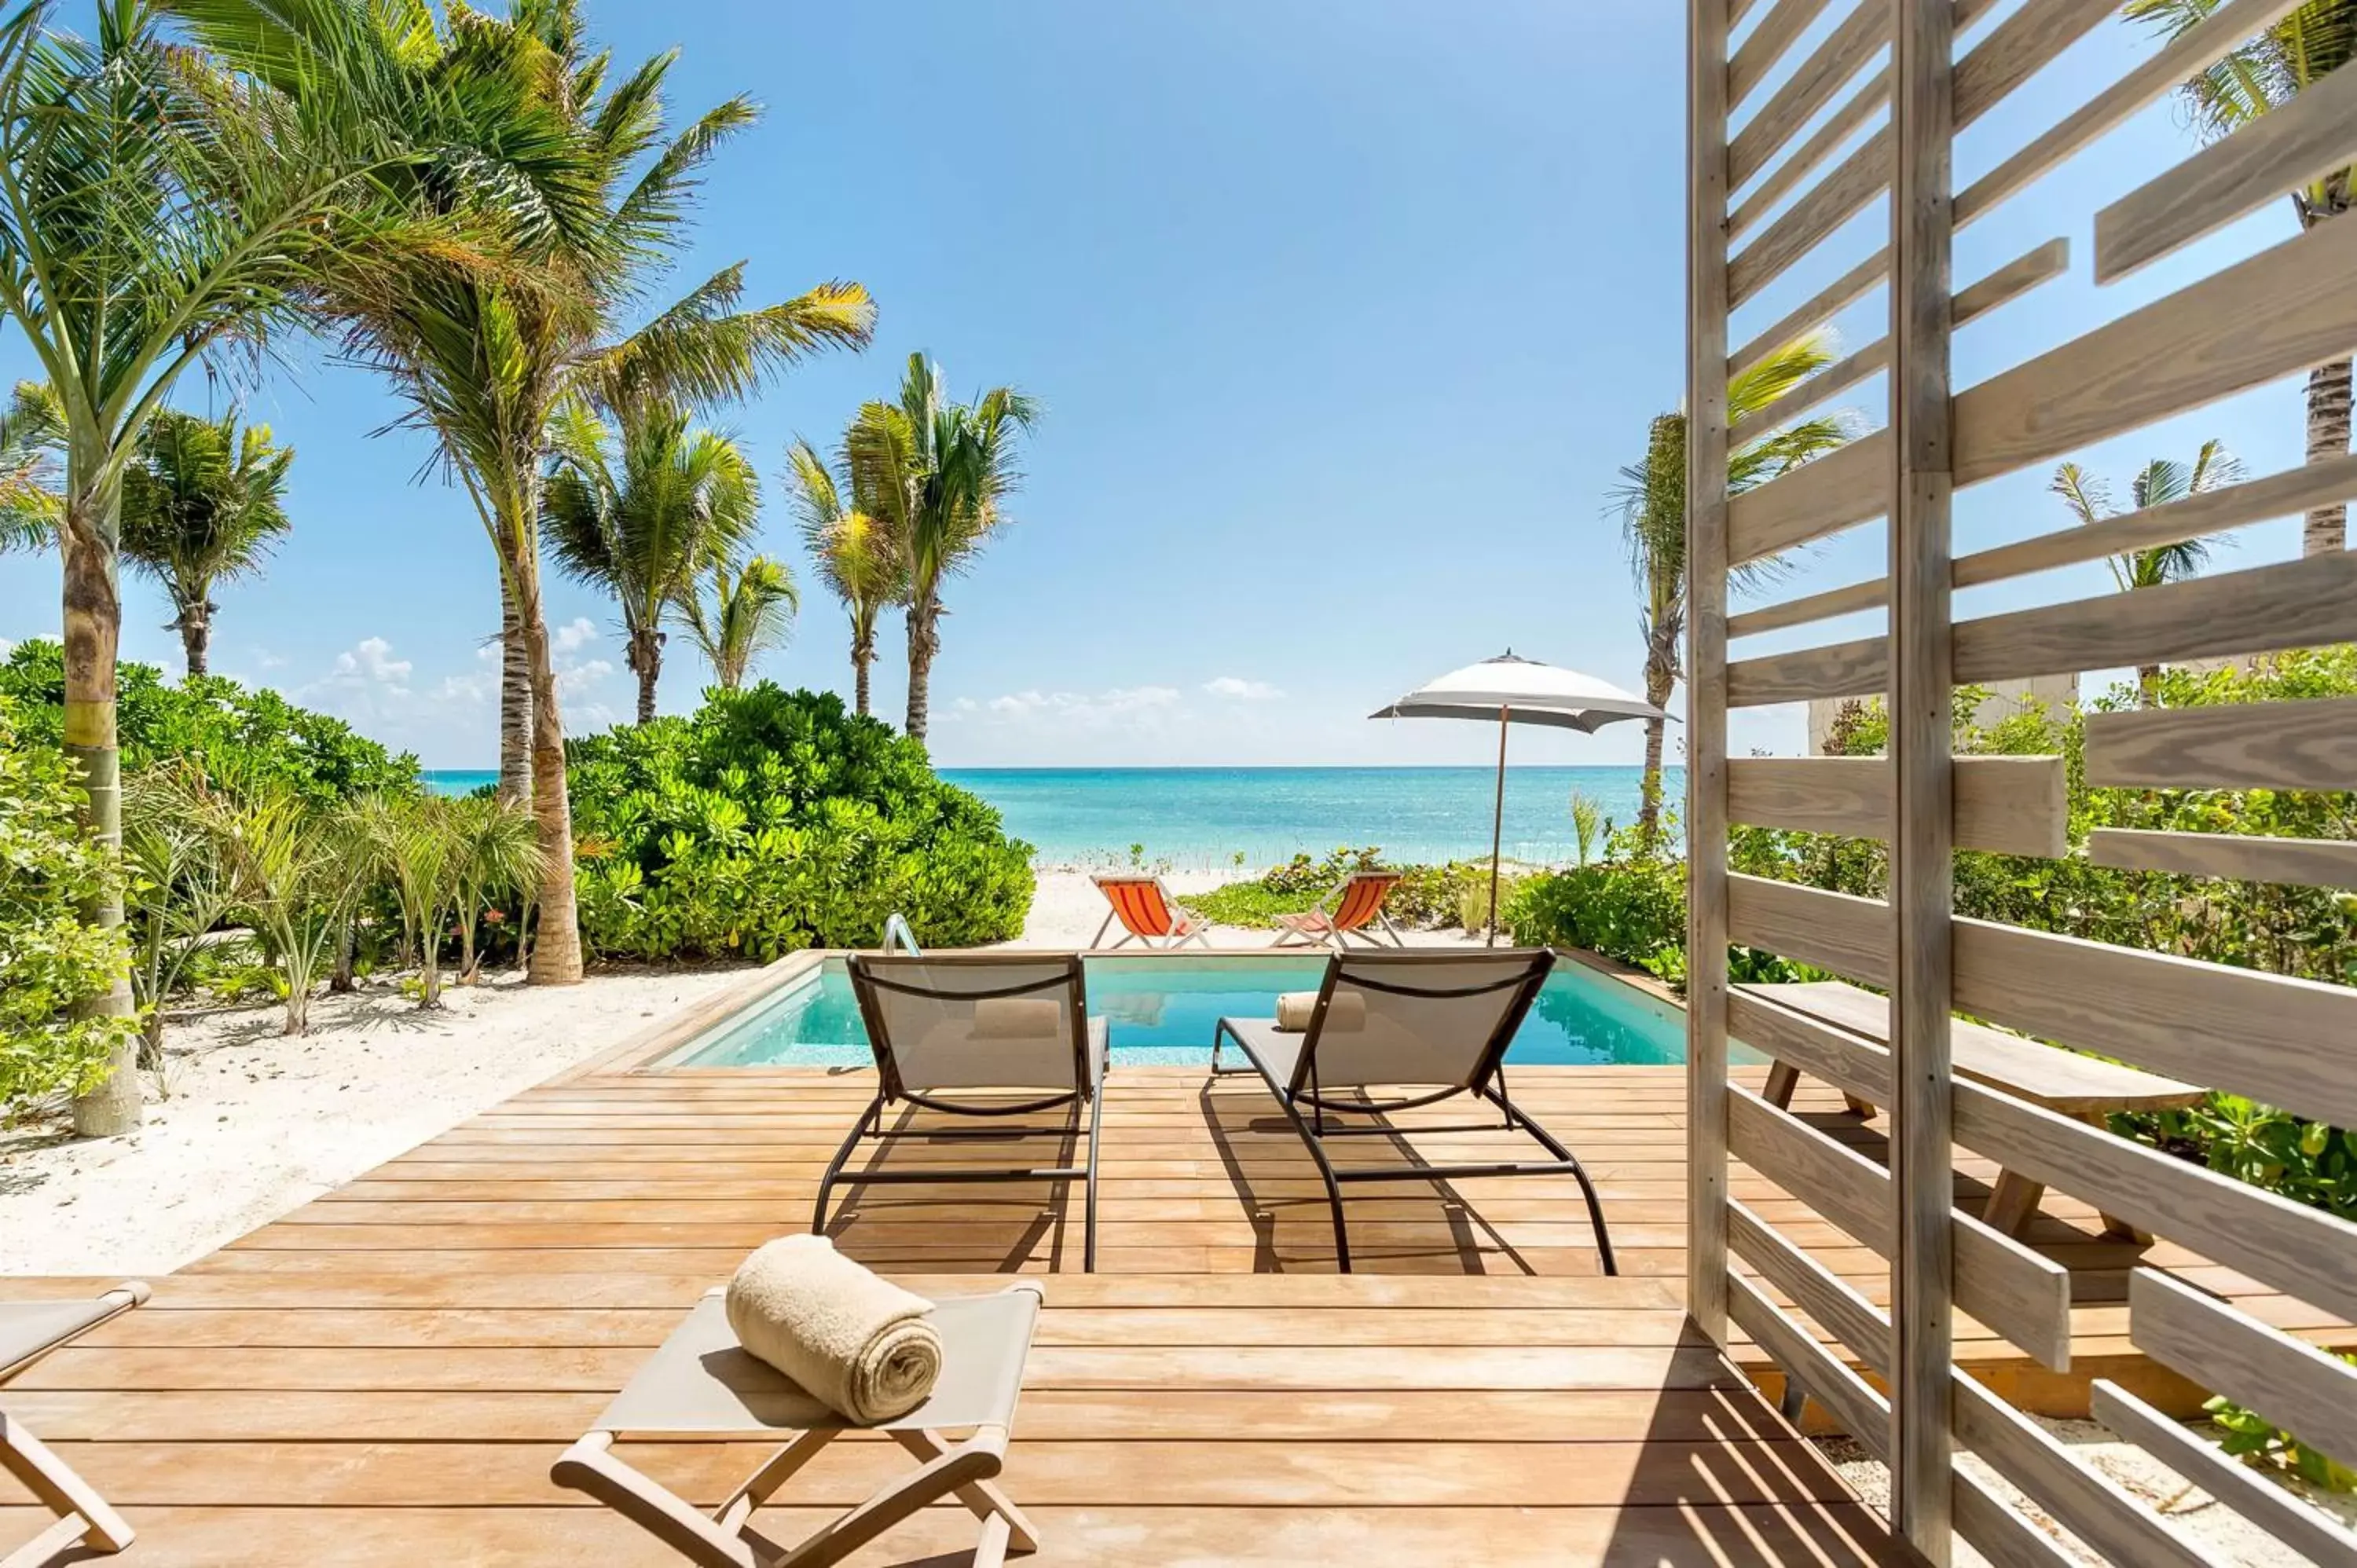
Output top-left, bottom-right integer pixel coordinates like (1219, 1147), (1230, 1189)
(666, 954), (1716, 1068)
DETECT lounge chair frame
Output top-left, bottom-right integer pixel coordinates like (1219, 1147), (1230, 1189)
(2, 1282), (148, 1566)
(1087, 874), (1211, 950)
(819, 954), (1102, 1271)
(1212, 951), (1616, 1275)
(553, 1284), (1043, 1568)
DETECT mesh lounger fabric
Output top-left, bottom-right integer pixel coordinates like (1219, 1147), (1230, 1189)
(0, 1300), (122, 1378)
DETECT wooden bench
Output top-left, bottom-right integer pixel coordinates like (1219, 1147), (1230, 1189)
(1740, 980), (2206, 1241)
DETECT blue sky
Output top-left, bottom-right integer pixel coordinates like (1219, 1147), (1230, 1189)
(0, 2), (2319, 768)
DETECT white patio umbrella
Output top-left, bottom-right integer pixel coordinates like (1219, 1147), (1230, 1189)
(1369, 651), (1671, 944)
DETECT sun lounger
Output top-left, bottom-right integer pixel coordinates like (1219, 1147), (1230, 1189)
(1212, 950), (1616, 1273)
(1272, 869), (1406, 949)
(2, 1282), (148, 1564)
(1088, 874), (1209, 949)
(552, 1281), (1045, 1568)
(819, 954), (1105, 1270)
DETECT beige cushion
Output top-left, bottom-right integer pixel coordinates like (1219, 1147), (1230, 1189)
(1274, 991), (1365, 1033)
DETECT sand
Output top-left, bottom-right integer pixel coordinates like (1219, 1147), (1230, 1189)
(0, 965), (751, 1277)
(1008, 866), (1482, 949)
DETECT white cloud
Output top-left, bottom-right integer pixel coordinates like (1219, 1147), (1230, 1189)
(0, 637), (13, 658)
(325, 636), (412, 695)
(966, 685), (1185, 731)
(1204, 676), (1282, 702)
(553, 617), (599, 654)
(558, 658), (614, 698)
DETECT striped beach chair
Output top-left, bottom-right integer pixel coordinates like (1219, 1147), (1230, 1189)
(1089, 874), (1211, 949)
(1273, 870), (1406, 949)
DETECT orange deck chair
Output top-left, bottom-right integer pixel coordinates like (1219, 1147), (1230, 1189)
(1090, 874), (1211, 949)
(1273, 870), (1406, 950)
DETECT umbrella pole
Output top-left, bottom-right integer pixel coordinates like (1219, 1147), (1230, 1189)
(1487, 705), (1508, 947)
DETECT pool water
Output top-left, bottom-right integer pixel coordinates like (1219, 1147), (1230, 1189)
(669, 955), (1714, 1069)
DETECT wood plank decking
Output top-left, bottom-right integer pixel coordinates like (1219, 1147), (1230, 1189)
(2, 1060), (2336, 1563)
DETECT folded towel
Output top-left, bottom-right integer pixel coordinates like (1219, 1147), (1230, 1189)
(725, 1235), (941, 1425)
(972, 996), (1062, 1040)
(1274, 991), (1365, 1033)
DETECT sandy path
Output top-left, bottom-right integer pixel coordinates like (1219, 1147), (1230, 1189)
(0, 966), (751, 1277)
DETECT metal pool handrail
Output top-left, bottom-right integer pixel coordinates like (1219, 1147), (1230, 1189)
(882, 913), (922, 955)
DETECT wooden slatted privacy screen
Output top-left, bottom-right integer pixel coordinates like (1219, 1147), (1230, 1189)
(1685, 2), (2357, 1563)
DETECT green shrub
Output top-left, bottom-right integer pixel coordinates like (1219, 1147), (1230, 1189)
(566, 683), (1034, 960)
(1503, 854), (1823, 989)
(1, 697), (139, 1113)
(0, 640), (420, 805)
(1183, 849), (1497, 932)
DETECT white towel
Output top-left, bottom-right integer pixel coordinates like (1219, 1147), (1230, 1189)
(724, 1235), (941, 1424)
(1274, 991), (1365, 1033)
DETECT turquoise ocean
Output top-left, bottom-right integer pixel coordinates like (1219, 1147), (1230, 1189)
(423, 765), (1679, 870)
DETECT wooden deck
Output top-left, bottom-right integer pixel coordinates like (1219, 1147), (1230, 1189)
(2, 1058), (2340, 1563)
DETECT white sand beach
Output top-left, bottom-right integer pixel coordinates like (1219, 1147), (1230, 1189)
(0, 965), (751, 1277)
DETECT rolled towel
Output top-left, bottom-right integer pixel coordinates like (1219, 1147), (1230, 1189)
(724, 1235), (941, 1425)
(971, 996), (1062, 1040)
(1273, 990), (1365, 1033)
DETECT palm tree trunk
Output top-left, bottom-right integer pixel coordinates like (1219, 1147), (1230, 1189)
(497, 582), (533, 807)
(2304, 357), (2352, 555)
(852, 625), (872, 716)
(904, 595), (937, 743)
(632, 625), (661, 725)
(61, 473), (142, 1138)
(174, 597), (211, 678)
(510, 542), (583, 986)
(1634, 632), (1677, 852)
(2139, 664), (2163, 707)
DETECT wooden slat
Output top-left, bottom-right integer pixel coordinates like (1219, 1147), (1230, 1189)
(1952, 0), (2315, 228)
(2132, 1268), (2357, 1470)
(1728, 430), (1889, 566)
(1728, 0), (1835, 107)
(1728, 576), (1886, 638)
(1950, 1079), (2357, 1327)
(1956, 451), (2357, 590)
(1726, 634), (1887, 706)
(1726, 756), (2066, 857)
(1726, 1089), (2071, 1370)
(1728, 989), (1891, 1108)
(2084, 697), (2357, 790)
(1952, 1375), (2212, 1568)
(1727, 874), (1890, 985)
(2090, 1379), (2357, 1568)
(1952, 213), (2357, 489)
(2100, 58), (2357, 282)
(2088, 828), (2357, 889)
(1727, 0), (1886, 189)
(1729, 68), (1888, 240)
(1952, 236), (2069, 326)
(1686, 0), (1737, 1352)
(1952, 919), (2357, 1133)
(1728, 1199), (1891, 1375)
(1726, 1273), (1893, 1459)
(1728, 249), (1886, 379)
(1953, 550), (2357, 685)
(1949, 0), (2121, 126)
(1730, 129), (1890, 310)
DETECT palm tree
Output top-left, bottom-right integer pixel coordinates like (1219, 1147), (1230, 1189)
(0, 381), (63, 553)
(786, 437), (902, 714)
(181, 0), (876, 984)
(118, 408), (295, 677)
(544, 399), (761, 724)
(679, 553), (798, 691)
(0, 1), (453, 1134)
(2051, 440), (2244, 703)
(1611, 334), (1851, 847)
(845, 354), (1037, 743)
(2127, 0), (2355, 554)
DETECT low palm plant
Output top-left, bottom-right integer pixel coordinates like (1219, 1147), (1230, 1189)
(349, 796), (462, 1009)
(2051, 439), (2244, 704)
(194, 778), (364, 1036)
(447, 796), (544, 984)
(788, 438), (901, 714)
(678, 553), (799, 691)
(123, 768), (235, 1073)
(119, 408), (295, 677)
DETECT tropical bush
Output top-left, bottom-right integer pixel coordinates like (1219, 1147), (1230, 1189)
(1183, 848), (1497, 931)
(1, 697), (139, 1112)
(0, 640), (420, 804)
(566, 683), (1033, 959)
